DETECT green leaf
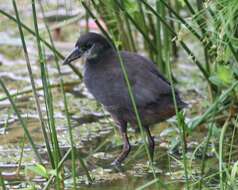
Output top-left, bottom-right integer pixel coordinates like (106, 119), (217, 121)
(26, 164), (49, 179)
(209, 65), (234, 87)
(178, 0), (185, 6)
(217, 65), (233, 84)
(124, 0), (138, 14)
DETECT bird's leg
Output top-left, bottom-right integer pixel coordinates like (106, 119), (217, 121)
(144, 125), (155, 161)
(111, 121), (131, 166)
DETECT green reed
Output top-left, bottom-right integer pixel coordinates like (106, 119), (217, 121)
(12, 0), (48, 164)
(38, 2), (77, 188)
(47, 0), (93, 185)
(32, 0), (62, 188)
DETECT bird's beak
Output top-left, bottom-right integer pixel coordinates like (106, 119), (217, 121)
(62, 47), (83, 65)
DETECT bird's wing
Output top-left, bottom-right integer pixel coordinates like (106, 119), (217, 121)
(120, 52), (174, 108)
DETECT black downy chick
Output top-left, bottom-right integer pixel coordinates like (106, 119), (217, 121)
(63, 32), (186, 166)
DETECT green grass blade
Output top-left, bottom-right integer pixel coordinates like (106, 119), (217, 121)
(31, 0), (62, 188)
(199, 123), (214, 189)
(219, 116), (230, 190)
(43, 148), (72, 190)
(39, 1), (92, 186)
(12, 0), (53, 165)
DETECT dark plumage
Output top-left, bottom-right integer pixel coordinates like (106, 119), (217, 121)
(63, 32), (186, 166)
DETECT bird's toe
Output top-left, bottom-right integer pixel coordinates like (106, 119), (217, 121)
(110, 160), (121, 166)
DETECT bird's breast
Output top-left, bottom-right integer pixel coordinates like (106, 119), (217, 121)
(83, 62), (126, 107)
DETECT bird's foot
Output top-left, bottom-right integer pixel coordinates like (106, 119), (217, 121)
(110, 159), (121, 167)
(110, 160), (124, 171)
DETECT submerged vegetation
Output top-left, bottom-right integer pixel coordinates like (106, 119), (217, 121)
(0, 0), (237, 189)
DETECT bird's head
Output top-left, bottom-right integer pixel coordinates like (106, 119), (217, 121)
(62, 32), (112, 65)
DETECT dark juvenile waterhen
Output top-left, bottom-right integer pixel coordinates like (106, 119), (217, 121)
(63, 32), (186, 166)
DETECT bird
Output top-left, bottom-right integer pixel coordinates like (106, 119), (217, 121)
(62, 32), (186, 166)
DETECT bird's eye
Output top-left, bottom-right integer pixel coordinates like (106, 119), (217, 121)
(81, 43), (92, 51)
